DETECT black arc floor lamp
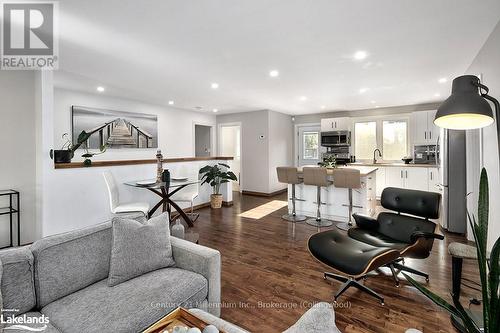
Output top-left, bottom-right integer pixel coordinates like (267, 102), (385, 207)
(434, 74), (499, 332)
(435, 74), (499, 164)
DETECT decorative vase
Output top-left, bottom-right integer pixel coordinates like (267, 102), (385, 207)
(171, 219), (185, 239)
(162, 169), (171, 185)
(210, 194), (223, 209)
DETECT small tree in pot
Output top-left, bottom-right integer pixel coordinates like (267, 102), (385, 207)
(199, 163), (237, 208)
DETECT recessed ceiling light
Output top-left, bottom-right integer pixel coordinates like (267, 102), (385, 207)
(96, 86), (105, 92)
(212, 108), (218, 113)
(434, 93), (441, 97)
(375, 106), (380, 108)
(370, 100), (376, 104)
(211, 83), (219, 89)
(354, 51), (368, 60)
(438, 78), (447, 84)
(269, 70), (279, 77)
(168, 100), (174, 105)
(299, 96), (308, 101)
(359, 88), (369, 94)
(320, 105), (326, 110)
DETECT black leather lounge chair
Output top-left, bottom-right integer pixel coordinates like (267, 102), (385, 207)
(308, 228), (400, 304)
(350, 187), (443, 286)
(308, 187), (443, 304)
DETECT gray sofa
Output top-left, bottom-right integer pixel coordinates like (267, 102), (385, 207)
(0, 221), (221, 332)
(0, 221), (340, 333)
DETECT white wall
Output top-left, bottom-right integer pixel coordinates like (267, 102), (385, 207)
(0, 72), (37, 246)
(34, 86), (226, 237)
(466, 20), (500, 251)
(268, 111), (293, 193)
(216, 110), (270, 193)
(54, 88), (216, 160)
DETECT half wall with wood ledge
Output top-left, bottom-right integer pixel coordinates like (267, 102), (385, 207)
(44, 157), (234, 237)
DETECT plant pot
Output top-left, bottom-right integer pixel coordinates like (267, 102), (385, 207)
(50, 149), (73, 163)
(210, 194), (223, 209)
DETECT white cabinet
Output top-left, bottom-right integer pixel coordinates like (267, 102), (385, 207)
(320, 117), (351, 132)
(385, 167), (405, 188)
(404, 167), (430, 191)
(428, 167), (440, 193)
(380, 166), (429, 192)
(375, 167), (386, 198)
(411, 110), (439, 145)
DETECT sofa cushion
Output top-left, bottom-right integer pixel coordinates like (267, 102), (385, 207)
(108, 213), (175, 287)
(41, 267), (208, 333)
(0, 246), (36, 314)
(31, 222), (112, 308)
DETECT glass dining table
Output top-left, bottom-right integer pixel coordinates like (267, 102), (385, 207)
(124, 178), (200, 227)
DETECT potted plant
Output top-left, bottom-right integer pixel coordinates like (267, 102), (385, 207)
(50, 131), (107, 166)
(318, 155), (337, 168)
(50, 133), (75, 163)
(199, 163), (237, 208)
(404, 168), (499, 333)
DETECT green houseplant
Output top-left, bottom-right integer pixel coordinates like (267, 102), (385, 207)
(199, 163), (237, 208)
(404, 168), (499, 333)
(318, 155), (337, 168)
(50, 130), (107, 166)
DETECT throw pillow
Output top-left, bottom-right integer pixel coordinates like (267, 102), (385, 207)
(108, 212), (175, 286)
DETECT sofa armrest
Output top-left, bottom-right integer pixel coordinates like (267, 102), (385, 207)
(170, 237), (221, 317)
(353, 213), (379, 230)
(283, 302), (340, 333)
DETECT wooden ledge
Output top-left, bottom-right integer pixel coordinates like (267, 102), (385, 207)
(54, 156), (234, 169)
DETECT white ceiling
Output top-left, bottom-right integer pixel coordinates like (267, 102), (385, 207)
(55, 0), (500, 115)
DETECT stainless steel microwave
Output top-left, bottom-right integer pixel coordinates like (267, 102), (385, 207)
(321, 131), (351, 147)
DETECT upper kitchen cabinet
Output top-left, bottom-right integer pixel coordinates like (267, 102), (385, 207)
(411, 110), (439, 145)
(320, 117), (351, 132)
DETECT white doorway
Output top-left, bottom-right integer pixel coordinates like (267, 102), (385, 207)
(194, 124), (213, 157)
(218, 123), (242, 192)
(295, 124), (321, 166)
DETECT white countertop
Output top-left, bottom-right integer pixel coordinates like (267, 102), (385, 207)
(349, 162), (437, 168)
(297, 165), (378, 176)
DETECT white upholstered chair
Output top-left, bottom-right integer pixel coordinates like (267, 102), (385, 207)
(170, 183), (199, 218)
(102, 171), (150, 217)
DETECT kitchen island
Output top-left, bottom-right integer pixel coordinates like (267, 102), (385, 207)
(289, 166), (378, 222)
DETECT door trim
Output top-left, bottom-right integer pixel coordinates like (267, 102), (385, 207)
(294, 123), (320, 166)
(217, 122), (242, 192)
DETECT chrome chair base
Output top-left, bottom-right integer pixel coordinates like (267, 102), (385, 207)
(336, 222), (353, 231)
(282, 214), (307, 222)
(306, 218), (333, 227)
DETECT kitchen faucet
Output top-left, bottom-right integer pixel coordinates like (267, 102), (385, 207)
(373, 148), (382, 164)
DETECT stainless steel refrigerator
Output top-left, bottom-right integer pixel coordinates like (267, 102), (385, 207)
(437, 129), (467, 234)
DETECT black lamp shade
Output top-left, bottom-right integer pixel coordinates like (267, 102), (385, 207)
(434, 75), (494, 129)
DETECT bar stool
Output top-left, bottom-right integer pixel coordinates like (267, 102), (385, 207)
(332, 168), (362, 231)
(302, 167), (333, 227)
(276, 167), (307, 222)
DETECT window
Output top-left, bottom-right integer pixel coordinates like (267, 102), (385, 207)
(303, 132), (319, 159)
(354, 118), (408, 161)
(354, 122), (377, 160)
(383, 120), (407, 160)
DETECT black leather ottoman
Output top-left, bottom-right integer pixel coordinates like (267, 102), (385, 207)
(308, 229), (400, 304)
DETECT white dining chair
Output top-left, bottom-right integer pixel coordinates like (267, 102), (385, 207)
(102, 171), (150, 217)
(170, 183), (199, 219)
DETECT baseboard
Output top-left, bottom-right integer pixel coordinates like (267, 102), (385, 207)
(170, 200), (234, 218)
(241, 188), (287, 197)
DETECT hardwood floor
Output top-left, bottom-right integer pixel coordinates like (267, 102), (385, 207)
(189, 192), (480, 333)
